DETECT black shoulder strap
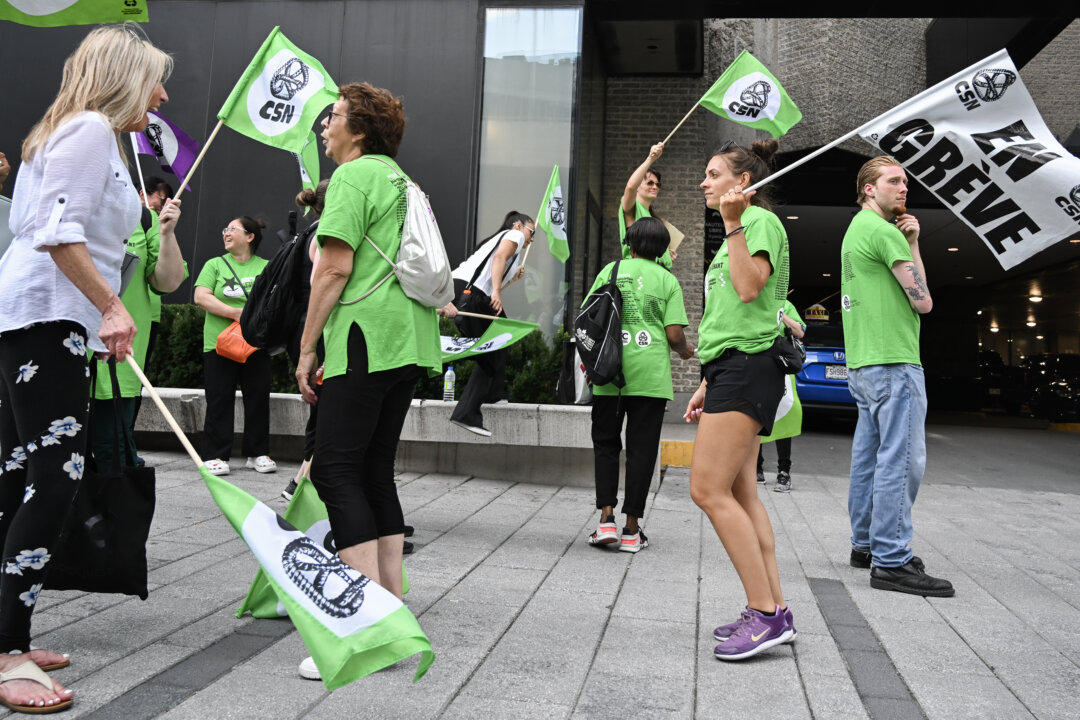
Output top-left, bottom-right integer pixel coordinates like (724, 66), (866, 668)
(221, 256), (249, 299)
(140, 206), (153, 234)
(466, 230), (509, 290)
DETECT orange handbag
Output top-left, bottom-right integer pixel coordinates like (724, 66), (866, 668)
(215, 320), (258, 363)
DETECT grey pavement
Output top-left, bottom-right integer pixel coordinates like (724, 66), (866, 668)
(11, 421), (1080, 720)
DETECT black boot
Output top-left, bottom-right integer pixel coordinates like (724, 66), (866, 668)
(870, 560), (953, 597)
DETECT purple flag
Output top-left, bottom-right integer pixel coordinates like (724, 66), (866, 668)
(135, 111), (199, 188)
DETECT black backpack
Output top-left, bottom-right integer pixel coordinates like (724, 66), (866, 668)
(573, 259), (625, 388)
(240, 212), (311, 354)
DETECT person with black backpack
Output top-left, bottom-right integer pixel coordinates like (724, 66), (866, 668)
(584, 217), (693, 553)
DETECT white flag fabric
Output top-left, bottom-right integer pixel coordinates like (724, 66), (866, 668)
(859, 49), (1080, 270)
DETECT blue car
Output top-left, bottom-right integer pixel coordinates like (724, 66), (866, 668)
(795, 324), (855, 411)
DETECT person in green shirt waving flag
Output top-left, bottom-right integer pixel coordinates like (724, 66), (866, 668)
(585, 218), (693, 554)
(294, 82), (440, 682)
(685, 139), (795, 662)
(194, 216), (273, 477)
(619, 143), (673, 270)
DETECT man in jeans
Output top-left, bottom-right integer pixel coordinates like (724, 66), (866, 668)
(839, 156), (953, 597)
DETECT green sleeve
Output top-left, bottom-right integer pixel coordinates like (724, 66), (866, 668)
(663, 275), (689, 327)
(317, 174), (374, 253)
(195, 256), (220, 289)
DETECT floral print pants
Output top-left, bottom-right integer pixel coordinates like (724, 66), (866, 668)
(0, 321), (90, 652)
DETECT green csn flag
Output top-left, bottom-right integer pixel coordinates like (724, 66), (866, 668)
(536, 164), (569, 263)
(762, 374), (802, 442)
(238, 476), (409, 619)
(0, 0), (147, 26)
(698, 50), (802, 139)
(218, 26), (338, 153)
(441, 317), (540, 363)
(294, 131), (321, 194)
(201, 468), (433, 688)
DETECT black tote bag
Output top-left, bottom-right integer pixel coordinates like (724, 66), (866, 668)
(44, 359), (156, 599)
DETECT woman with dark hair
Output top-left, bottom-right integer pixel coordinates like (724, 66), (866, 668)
(620, 143), (673, 269)
(443, 209), (536, 436)
(586, 217), (693, 552)
(684, 139), (795, 661)
(194, 216), (274, 476)
(0, 23), (171, 712)
(294, 82), (439, 680)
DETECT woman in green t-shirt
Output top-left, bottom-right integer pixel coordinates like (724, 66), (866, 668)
(684, 139), (795, 661)
(619, 142), (674, 268)
(294, 84), (439, 680)
(193, 216), (274, 477)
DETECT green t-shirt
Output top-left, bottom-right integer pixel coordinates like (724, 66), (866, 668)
(618, 200), (672, 270)
(583, 258), (688, 399)
(697, 205), (790, 362)
(92, 214), (189, 399)
(194, 253), (268, 353)
(840, 208), (920, 369)
(316, 154), (441, 380)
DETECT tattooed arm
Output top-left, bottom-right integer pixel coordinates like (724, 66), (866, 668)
(889, 213), (932, 313)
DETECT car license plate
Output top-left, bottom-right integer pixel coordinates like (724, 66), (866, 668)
(825, 365), (848, 380)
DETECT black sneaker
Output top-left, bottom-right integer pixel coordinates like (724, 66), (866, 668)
(850, 549), (925, 572)
(870, 560), (954, 597)
(404, 525), (414, 538)
(774, 471), (791, 493)
(281, 480), (297, 502)
(756, 468), (765, 484)
(403, 540), (415, 555)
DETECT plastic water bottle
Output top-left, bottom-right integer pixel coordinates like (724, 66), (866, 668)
(443, 366), (456, 401)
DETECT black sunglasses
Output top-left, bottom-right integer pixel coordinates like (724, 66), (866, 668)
(718, 139), (744, 153)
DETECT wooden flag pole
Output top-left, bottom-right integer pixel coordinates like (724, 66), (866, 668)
(454, 310), (501, 321)
(175, 119), (224, 197)
(662, 102), (700, 145)
(125, 356), (204, 468)
(130, 133), (150, 209)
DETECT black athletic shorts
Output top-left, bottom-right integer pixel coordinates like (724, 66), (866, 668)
(702, 347), (785, 436)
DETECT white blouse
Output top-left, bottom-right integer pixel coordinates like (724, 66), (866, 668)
(0, 112), (141, 352)
(451, 228), (526, 297)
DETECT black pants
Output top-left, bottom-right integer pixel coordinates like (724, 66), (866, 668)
(450, 278), (508, 428)
(131, 320), (159, 427)
(591, 395), (666, 519)
(0, 321), (90, 652)
(202, 349), (271, 461)
(758, 438), (792, 473)
(311, 324), (417, 548)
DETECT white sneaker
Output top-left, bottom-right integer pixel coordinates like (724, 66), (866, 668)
(204, 459), (230, 476)
(299, 656), (320, 680)
(246, 456), (277, 473)
(449, 419), (492, 437)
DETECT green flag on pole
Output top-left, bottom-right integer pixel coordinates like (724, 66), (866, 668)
(201, 467), (433, 688)
(217, 26), (338, 153)
(536, 164), (569, 263)
(238, 476), (409, 619)
(762, 374), (802, 442)
(294, 131), (321, 194)
(441, 317), (540, 363)
(0, 0), (147, 26)
(698, 50), (802, 139)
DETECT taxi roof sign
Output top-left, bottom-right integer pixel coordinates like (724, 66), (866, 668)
(804, 304), (829, 323)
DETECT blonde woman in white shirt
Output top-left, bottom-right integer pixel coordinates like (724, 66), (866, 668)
(0, 24), (172, 714)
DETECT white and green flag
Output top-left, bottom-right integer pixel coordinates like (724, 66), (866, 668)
(0, 0), (147, 26)
(536, 164), (569, 263)
(698, 50), (802, 139)
(762, 374), (801, 443)
(202, 468), (433, 688)
(441, 317), (540, 363)
(294, 131), (321, 194)
(218, 27), (338, 153)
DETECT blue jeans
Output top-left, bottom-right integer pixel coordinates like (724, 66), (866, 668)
(847, 363), (927, 568)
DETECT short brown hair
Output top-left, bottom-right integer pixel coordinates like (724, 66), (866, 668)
(856, 156), (902, 206)
(338, 82), (406, 158)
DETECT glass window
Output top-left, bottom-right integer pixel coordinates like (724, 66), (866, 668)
(475, 6), (582, 334)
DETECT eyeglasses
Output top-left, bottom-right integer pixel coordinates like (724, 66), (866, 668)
(325, 111), (356, 123)
(221, 225), (244, 236)
(718, 139), (744, 153)
(644, 180), (661, 188)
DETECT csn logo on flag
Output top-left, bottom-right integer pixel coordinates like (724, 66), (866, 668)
(723, 73), (781, 120)
(246, 50), (324, 136)
(954, 67), (1017, 112)
(1056, 184), (1080, 227)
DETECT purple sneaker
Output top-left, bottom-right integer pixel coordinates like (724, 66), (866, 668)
(714, 608), (790, 661)
(713, 608), (751, 642)
(781, 605), (796, 644)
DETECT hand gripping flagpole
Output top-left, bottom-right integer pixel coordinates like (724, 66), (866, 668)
(125, 356), (205, 468)
(174, 119), (224, 198)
